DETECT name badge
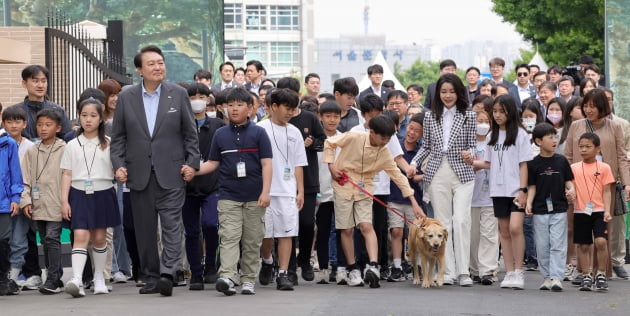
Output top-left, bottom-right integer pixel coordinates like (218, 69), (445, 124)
(283, 167), (291, 181)
(85, 180), (94, 195)
(373, 173), (380, 183)
(33, 185), (40, 200)
(496, 168), (504, 185)
(546, 197), (554, 212)
(358, 182), (365, 194)
(585, 201), (594, 216)
(237, 162), (246, 178)
(481, 178), (489, 192)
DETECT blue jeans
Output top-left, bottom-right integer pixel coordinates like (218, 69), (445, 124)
(9, 213), (30, 269)
(111, 182), (132, 275)
(533, 213), (567, 280)
(524, 215), (537, 261)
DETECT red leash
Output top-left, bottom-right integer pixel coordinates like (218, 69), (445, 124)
(336, 172), (417, 226)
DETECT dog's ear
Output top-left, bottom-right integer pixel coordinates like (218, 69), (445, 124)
(418, 227), (425, 239)
(442, 228), (448, 242)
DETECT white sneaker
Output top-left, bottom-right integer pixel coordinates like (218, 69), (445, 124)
(216, 278), (237, 296)
(442, 276), (455, 285)
(112, 271), (127, 283)
(65, 278), (86, 297)
(241, 281), (255, 295)
(458, 274), (473, 287)
(539, 279), (552, 290)
(563, 264), (575, 281)
(363, 265), (380, 288)
(9, 268), (20, 281)
(511, 270), (524, 290)
(93, 279), (109, 295)
(347, 269), (364, 287)
(336, 270), (348, 285)
(500, 271), (514, 288)
(316, 269), (330, 284)
(550, 279), (563, 292)
(22, 275), (43, 290)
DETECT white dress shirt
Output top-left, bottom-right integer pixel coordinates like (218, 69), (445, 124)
(442, 106), (457, 153)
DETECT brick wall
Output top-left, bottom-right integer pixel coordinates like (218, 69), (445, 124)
(0, 26), (45, 109)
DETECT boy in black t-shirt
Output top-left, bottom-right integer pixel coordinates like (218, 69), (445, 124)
(525, 123), (575, 292)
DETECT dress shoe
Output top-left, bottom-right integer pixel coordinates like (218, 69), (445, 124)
(139, 282), (159, 294)
(158, 276), (173, 296)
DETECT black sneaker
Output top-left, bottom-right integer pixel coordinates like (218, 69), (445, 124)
(39, 279), (62, 295)
(388, 267), (405, 282)
(0, 278), (8, 296)
(329, 265), (337, 283)
(472, 275), (482, 283)
(579, 274), (592, 291)
(173, 270), (186, 287)
(525, 259), (538, 271)
(259, 261), (275, 285)
(7, 279), (21, 295)
(276, 272), (294, 291)
(380, 267), (391, 280)
(595, 273), (608, 291)
(301, 264), (315, 281)
(572, 274), (584, 286)
(203, 266), (218, 284)
(189, 275), (204, 291)
(481, 275), (494, 285)
(288, 271), (299, 286)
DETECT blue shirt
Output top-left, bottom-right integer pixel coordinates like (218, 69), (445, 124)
(142, 82), (161, 136)
(389, 138), (423, 204)
(208, 119), (273, 202)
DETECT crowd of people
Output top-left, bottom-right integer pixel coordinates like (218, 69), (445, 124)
(1, 46), (629, 300)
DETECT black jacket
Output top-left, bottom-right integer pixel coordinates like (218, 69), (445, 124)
(186, 116), (225, 197)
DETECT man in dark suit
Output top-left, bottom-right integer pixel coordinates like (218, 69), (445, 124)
(211, 61), (237, 96)
(244, 60), (265, 95)
(110, 45), (200, 297)
(489, 57), (515, 90)
(423, 59), (457, 111)
(359, 64), (389, 102)
(508, 63), (537, 110)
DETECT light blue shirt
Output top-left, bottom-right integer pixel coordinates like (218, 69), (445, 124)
(142, 82), (161, 136)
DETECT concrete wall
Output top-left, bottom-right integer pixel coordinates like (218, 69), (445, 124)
(0, 26), (45, 108)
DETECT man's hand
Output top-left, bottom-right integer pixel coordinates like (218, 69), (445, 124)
(258, 192), (270, 208)
(115, 167), (128, 183)
(62, 201), (72, 221)
(525, 203), (533, 216)
(23, 204), (32, 219)
(406, 163), (418, 178)
(10, 202), (19, 217)
(328, 164), (343, 181)
(181, 165), (194, 182)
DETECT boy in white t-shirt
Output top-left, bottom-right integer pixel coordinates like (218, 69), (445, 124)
(258, 89), (308, 291)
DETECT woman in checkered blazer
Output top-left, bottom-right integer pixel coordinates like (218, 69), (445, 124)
(410, 73), (477, 286)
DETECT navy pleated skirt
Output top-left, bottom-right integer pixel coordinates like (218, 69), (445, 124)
(69, 187), (121, 229)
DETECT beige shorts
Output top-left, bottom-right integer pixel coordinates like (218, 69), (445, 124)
(264, 196), (299, 238)
(334, 196), (372, 229)
(387, 202), (415, 228)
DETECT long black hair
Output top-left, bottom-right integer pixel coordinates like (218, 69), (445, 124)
(431, 73), (468, 122)
(488, 95), (524, 147)
(76, 98), (108, 150)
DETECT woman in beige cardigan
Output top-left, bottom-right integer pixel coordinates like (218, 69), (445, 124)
(564, 88), (630, 278)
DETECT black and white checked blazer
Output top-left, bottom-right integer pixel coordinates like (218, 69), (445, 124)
(411, 110), (476, 185)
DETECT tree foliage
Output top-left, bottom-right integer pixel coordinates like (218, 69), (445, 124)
(491, 0), (604, 67)
(394, 60), (465, 91)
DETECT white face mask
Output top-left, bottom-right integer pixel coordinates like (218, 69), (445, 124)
(206, 111), (216, 118)
(190, 100), (207, 114)
(476, 123), (490, 136)
(523, 117), (537, 132)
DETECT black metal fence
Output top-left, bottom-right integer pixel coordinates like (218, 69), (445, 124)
(45, 11), (132, 119)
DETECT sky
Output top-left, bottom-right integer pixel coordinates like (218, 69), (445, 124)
(313, 0), (526, 46)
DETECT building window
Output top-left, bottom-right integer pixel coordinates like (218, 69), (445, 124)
(270, 5), (299, 31)
(246, 5), (267, 30)
(247, 41), (268, 64)
(224, 3), (243, 29)
(270, 42), (299, 67)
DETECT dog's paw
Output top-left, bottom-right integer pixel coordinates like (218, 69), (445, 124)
(436, 281), (443, 287)
(413, 278), (421, 285)
(421, 281), (431, 288)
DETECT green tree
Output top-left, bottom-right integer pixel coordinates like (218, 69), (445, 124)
(395, 60), (466, 91)
(491, 0), (604, 67)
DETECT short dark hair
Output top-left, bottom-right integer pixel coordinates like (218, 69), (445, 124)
(514, 63), (530, 73)
(261, 78), (276, 87)
(472, 94), (494, 115)
(359, 94), (384, 114)
(409, 112), (424, 126)
(439, 59), (456, 70)
(368, 115), (396, 137)
(387, 90), (408, 102)
(259, 85), (274, 96)
(235, 67), (246, 75)
(134, 45), (164, 68)
(532, 122), (557, 147)
(300, 95), (318, 105)
(246, 60), (264, 72)
(36, 108), (63, 126)
(305, 73), (320, 83)
(579, 55), (594, 65)
(539, 81), (558, 92)
(579, 132), (600, 147)
(77, 88), (106, 111)
(219, 61), (235, 72)
(186, 82), (211, 97)
(299, 101), (318, 114)
(333, 77), (359, 96)
(547, 65), (562, 74)
(382, 109), (399, 127)
(276, 77), (301, 94)
(21, 65), (49, 81)
(215, 88), (229, 105)
(318, 93), (335, 101)
(406, 84), (423, 94)
(465, 66), (480, 75)
(584, 64), (600, 75)
(194, 69), (212, 81)
(270, 88), (299, 109)
(367, 64), (384, 75)
(489, 57), (505, 67)
(382, 80), (395, 90)
(318, 100), (342, 115)
(529, 64), (540, 71)
(581, 88), (611, 119)
(225, 87), (252, 105)
(1, 105), (28, 122)
(558, 75), (574, 86)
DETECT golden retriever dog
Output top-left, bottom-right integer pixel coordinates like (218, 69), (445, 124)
(407, 218), (448, 288)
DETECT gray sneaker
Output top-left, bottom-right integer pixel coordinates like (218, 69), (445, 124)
(613, 266), (629, 279)
(22, 275), (43, 290)
(216, 278), (237, 296)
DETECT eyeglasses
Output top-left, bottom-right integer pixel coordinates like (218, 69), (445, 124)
(517, 72), (529, 77)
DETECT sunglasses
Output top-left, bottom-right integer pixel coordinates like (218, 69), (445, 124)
(517, 72), (529, 77)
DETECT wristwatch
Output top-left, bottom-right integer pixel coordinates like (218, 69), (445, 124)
(519, 187), (528, 193)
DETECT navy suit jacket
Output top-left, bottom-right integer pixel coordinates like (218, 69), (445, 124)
(359, 86), (389, 103)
